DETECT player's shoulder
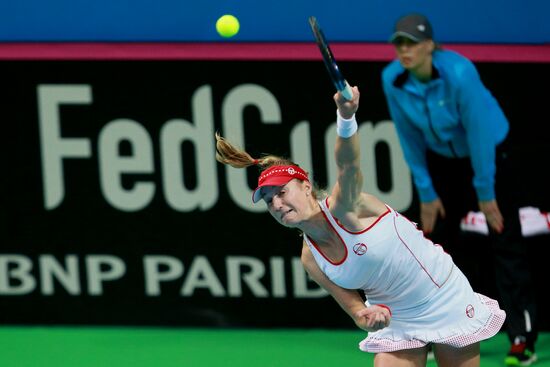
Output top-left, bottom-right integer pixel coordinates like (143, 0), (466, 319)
(357, 192), (389, 217)
(300, 241), (314, 265)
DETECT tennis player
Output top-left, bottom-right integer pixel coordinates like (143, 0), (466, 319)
(215, 86), (505, 367)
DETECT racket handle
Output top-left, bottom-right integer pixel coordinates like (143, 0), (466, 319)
(341, 80), (353, 101)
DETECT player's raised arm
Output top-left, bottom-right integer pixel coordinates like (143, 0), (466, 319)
(330, 86), (363, 215)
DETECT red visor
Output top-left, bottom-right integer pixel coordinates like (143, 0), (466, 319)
(252, 165), (309, 203)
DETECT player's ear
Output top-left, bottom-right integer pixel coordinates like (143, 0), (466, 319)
(303, 181), (312, 195)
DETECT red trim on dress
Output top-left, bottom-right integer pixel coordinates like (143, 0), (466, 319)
(325, 197), (391, 234)
(392, 213), (444, 288)
(307, 199), (349, 266)
(398, 211), (449, 254)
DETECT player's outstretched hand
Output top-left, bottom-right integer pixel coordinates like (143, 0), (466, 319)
(334, 86), (359, 119)
(354, 304), (391, 332)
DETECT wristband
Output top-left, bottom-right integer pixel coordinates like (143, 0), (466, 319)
(336, 110), (358, 138)
(375, 304), (392, 316)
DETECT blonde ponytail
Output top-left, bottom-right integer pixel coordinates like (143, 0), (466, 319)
(215, 132), (257, 168)
(215, 132), (293, 169)
(214, 132), (327, 200)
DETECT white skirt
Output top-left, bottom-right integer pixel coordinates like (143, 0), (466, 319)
(359, 267), (506, 353)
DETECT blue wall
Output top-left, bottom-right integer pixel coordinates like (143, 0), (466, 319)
(1, 0), (549, 43)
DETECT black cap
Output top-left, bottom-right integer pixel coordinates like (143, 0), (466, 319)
(389, 13), (433, 43)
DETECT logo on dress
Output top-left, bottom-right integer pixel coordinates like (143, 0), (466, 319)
(353, 243), (367, 256)
(466, 304), (475, 318)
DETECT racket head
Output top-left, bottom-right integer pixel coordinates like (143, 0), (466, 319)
(308, 16), (348, 93)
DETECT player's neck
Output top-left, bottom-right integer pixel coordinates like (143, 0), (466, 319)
(304, 221), (341, 251)
(299, 205), (330, 240)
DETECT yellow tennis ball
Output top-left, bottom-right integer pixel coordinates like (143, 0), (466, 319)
(216, 14), (240, 38)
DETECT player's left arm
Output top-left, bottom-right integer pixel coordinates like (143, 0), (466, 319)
(301, 243), (390, 331)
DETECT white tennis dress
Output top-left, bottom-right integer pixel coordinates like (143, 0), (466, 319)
(303, 198), (506, 353)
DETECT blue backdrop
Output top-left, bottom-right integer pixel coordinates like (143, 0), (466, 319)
(1, 0), (549, 43)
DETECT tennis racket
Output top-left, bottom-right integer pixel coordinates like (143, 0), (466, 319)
(308, 16), (353, 101)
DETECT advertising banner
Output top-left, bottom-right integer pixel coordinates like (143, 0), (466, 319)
(1, 59), (548, 328)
